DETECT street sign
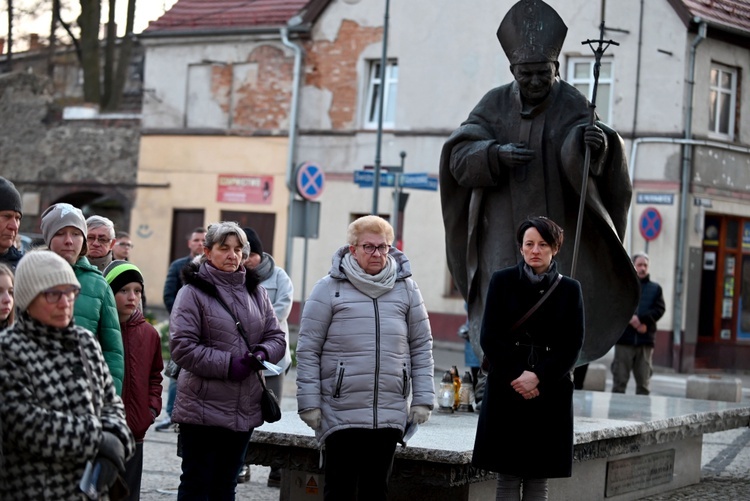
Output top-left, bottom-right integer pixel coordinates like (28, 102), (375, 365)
(401, 173), (438, 191)
(296, 162), (325, 201)
(354, 170), (396, 187)
(354, 170), (437, 190)
(639, 207), (662, 241)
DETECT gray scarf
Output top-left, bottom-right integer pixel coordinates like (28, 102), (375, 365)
(522, 260), (558, 284)
(341, 252), (398, 299)
(254, 253), (274, 281)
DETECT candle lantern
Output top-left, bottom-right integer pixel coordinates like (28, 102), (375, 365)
(450, 365), (461, 409)
(437, 370), (455, 413)
(458, 371), (475, 412)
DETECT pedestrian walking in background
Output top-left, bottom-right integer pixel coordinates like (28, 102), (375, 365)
(169, 221), (285, 499)
(237, 227), (294, 487)
(105, 260), (164, 500)
(296, 215), (435, 500)
(473, 217), (584, 500)
(0, 176), (23, 270)
(611, 253), (666, 395)
(0, 263), (14, 329)
(41, 203), (125, 395)
(0, 250), (134, 499)
(156, 226), (206, 433)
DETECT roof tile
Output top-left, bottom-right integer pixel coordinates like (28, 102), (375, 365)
(680, 0), (750, 34)
(145, 0), (311, 33)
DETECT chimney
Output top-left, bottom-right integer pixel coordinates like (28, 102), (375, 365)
(29, 33), (45, 51)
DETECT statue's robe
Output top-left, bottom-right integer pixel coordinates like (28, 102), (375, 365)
(440, 78), (639, 364)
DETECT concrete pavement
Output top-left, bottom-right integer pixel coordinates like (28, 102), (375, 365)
(137, 341), (750, 500)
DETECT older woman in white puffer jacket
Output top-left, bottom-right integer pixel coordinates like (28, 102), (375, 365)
(296, 215), (435, 501)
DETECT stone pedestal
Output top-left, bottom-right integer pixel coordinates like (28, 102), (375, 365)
(248, 392), (750, 501)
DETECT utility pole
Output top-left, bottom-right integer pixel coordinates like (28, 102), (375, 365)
(371, 0), (391, 215)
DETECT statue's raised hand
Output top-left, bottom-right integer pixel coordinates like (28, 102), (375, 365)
(496, 142), (535, 167)
(584, 124), (605, 152)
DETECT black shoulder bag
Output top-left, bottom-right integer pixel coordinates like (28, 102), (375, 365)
(481, 274), (563, 373)
(199, 282), (282, 424)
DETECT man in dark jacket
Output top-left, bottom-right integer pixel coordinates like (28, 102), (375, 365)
(0, 177), (23, 270)
(156, 226), (205, 431)
(612, 253), (666, 395)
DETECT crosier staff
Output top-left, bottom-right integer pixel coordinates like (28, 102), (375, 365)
(570, 21), (619, 279)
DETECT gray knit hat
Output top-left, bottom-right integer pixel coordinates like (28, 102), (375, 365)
(40, 203), (88, 256)
(0, 176), (22, 215)
(15, 250), (80, 311)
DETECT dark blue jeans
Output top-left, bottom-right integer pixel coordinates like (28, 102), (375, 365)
(177, 424), (253, 501)
(323, 428), (401, 501)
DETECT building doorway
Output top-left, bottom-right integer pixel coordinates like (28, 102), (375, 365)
(221, 211), (276, 257)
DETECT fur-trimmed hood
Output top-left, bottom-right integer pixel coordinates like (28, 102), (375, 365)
(180, 260), (262, 297)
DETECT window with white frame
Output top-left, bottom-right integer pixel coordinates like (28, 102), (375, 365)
(566, 57), (614, 125)
(364, 59), (398, 128)
(708, 63), (737, 139)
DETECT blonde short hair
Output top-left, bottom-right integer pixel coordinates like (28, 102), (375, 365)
(346, 215), (394, 246)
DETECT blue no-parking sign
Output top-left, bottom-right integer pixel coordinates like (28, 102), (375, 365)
(296, 163), (325, 201)
(639, 207), (662, 241)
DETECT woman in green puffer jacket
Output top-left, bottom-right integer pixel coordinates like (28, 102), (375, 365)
(40, 203), (125, 395)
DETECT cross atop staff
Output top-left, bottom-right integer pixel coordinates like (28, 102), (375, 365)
(569, 20), (620, 279)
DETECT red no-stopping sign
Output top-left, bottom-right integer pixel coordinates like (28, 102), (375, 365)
(639, 207), (662, 241)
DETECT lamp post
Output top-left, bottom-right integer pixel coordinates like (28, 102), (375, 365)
(372, 0), (391, 215)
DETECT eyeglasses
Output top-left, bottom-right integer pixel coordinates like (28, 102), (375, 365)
(88, 236), (113, 245)
(357, 244), (389, 255)
(42, 286), (81, 304)
(116, 242), (133, 248)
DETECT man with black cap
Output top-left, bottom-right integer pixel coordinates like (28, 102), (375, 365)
(0, 177), (23, 270)
(439, 0), (638, 378)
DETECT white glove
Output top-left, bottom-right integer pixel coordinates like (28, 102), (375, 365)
(408, 405), (431, 425)
(299, 408), (321, 430)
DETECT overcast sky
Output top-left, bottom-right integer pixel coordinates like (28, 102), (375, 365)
(1, 0), (179, 50)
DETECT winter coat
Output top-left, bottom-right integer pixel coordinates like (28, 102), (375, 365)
(163, 255), (192, 313)
(73, 256), (125, 395)
(256, 253), (294, 374)
(616, 274), (665, 347)
(0, 245), (22, 270)
(120, 308), (164, 442)
(170, 262), (286, 432)
(0, 313), (135, 500)
(296, 246), (435, 446)
(473, 262), (584, 478)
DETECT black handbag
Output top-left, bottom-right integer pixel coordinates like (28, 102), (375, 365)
(257, 372), (282, 423)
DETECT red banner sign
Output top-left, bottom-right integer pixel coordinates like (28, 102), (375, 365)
(217, 174), (273, 204)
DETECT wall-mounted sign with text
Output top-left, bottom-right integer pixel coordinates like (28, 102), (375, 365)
(636, 193), (674, 205)
(217, 174), (274, 204)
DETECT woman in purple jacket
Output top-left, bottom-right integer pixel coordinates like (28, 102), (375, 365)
(169, 221), (285, 500)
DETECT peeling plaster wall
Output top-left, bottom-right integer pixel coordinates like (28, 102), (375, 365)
(142, 37), (296, 131)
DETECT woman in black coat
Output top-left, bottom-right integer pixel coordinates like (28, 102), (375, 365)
(472, 217), (584, 500)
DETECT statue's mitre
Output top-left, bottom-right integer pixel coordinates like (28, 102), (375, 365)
(497, 0), (567, 65)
